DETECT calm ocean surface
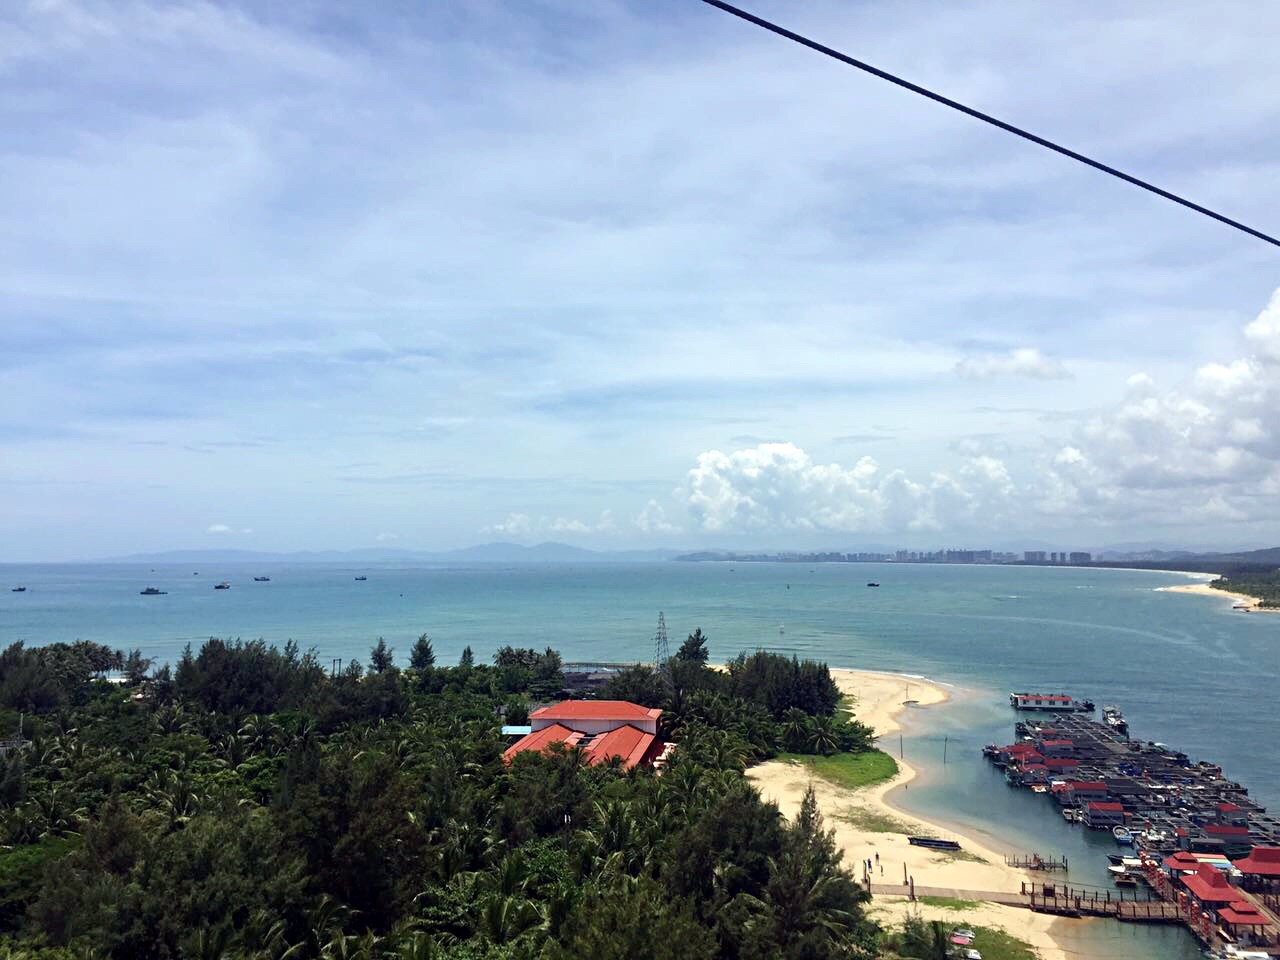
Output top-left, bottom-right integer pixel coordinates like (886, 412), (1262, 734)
(4, 560), (1276, 958)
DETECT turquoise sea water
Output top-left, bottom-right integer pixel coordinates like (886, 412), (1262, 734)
(4, 560), (1277, 959)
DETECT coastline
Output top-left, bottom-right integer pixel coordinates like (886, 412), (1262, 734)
(1156, 580), (1277, 612)
(748, 668), (1072, 960)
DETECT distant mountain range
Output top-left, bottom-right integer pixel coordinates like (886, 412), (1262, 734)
(98, 542), (681, 564)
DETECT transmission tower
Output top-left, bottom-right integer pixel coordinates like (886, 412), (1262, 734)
(654, 611), (673, 689)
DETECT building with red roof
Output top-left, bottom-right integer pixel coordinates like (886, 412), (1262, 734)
(529, 700), (661, 734)
(504, 700), (664, 771)
(1235, 847), (1280, 893)
(1181, 863), (1247, 907)
(1083, 801), (1124, 829)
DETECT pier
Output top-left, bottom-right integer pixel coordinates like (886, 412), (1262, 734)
(984, 701), (1280, 955)
(868, 882), (1182, 921)
(1004, 853), (1068, 871)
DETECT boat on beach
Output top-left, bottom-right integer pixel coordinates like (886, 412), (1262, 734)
(907, 836), (962, 851)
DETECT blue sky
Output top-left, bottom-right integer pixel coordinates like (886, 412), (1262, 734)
(4, 0), (1280, 560)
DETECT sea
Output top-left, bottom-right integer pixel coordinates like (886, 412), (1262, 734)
(4, 559), (1278, 959)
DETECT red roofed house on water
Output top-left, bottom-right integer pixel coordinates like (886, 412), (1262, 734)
(1176, 863), (1279, 948)
(503, 700), (665, 771)
(1235, 847), (1280, 894)
(1083, 801), (1124, 829)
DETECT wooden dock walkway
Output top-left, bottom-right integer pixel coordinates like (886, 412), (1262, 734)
(869, 882), (1182, 922)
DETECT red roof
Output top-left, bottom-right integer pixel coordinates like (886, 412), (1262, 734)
(1006, 743), (1039, 753)
(503, 723), (582, 762)
(1040, 739), (1074, 747)
(1068, 780), (1107, 792)
(1234, 847), (1280, 877)
(1045, 758), (1079, 768)
(1088, 802), (1124, 812)
(1015, 694), (1072, 701)
(1181, 865), (1248, 905)
(1217, 802), (1243, 813)
(530, 700), (662, 722)
(1164, 852), (1203, 871)
(1218, 906), (1268, 926)
(1204, 824), (1250, 836)
(585, 725), (657, 770)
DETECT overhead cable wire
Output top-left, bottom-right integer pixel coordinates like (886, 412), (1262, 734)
(698, 0), (1280, 250)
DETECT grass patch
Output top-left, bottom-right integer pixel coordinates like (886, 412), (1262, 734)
(932, 847), (989, 865)
(838, 805), (919, 835)
(916, 895), (980, 911)
(776, 749), (898, 790)
(965, 925), (1038, 960)
(883, 922), (1036, 960)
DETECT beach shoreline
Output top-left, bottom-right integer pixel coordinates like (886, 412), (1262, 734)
(748, 667), (1075, 960)
(1156, 580), (1277, 612)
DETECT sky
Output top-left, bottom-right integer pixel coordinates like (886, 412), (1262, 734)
(3, 0), (1280, 561)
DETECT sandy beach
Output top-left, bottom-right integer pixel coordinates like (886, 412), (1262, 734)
(1156, 580), (1277, 612)
(748, 668), (1072, 959)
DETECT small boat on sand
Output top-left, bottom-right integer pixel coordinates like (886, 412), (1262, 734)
(908, 836), (961, 851)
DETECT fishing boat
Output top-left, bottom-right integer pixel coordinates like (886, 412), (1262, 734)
(140, 587), (167, 595)
(1112, 826), (1134, 844)
(1102, 705), (1129, 735)
(214, 581), (231, 590)
(1062, 808), (1082, 823)
(354, 576), (368, 581)
(253, 576), (271, 582)
(10, 586), (25, 592)
(866, 582), (880, 587)
(907, 836), (961, 851)
(1114, 873), (1138, 887)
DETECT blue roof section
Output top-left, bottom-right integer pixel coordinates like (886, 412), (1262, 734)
(501, 725), (532, 736)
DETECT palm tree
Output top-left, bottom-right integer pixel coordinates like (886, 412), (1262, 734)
(807, 716), (840, 756)
(475, 895), (540, 945)
(780, 708), (810, 752)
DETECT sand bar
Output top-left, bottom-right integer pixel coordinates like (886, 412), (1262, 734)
(1156, 581), (1277, 612)
(748, 668), (1072, 959)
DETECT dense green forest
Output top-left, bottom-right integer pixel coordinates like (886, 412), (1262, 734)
(0, 632), (931, 960)
(1211, 570), (1280, 607)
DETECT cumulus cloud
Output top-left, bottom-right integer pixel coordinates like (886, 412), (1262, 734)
(1245, 290), (1280, 361)
(682, 442), (1012, 534)
(634, 499), (680, 535)
(374, 532), (400, 542)
(1039, 288), (1280, 524)
(206, 523), (233, 534)
(955, 347), (1070, 380)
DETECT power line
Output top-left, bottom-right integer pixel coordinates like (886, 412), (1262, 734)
(698, 0), (1280, 250)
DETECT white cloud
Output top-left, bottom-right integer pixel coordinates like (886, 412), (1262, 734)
(682, 441), (1010, 535)
(206, 523), (232, 534)
(486, 510), (616, 539)
(955, 347), (1070, 380)
(1038, 287), (1280, 523)
(633, 499), (680, 535)
(1245, 289), (1280, 361)
(374, 532), (400, 542)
